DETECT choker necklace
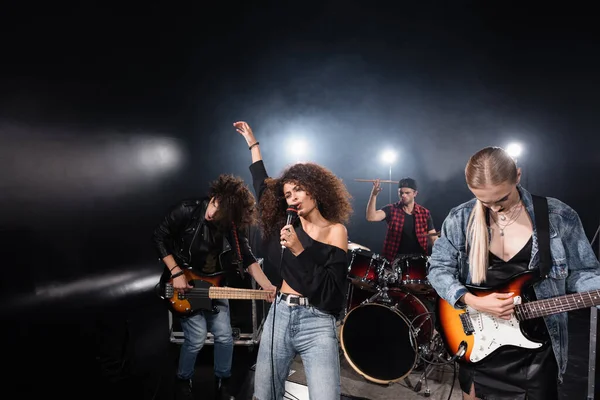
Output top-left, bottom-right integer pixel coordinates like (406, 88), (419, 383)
(496, 198), (521, 221)
(492, 202), (523, 237)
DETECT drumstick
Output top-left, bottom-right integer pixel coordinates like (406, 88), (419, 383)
(418, 231), (441, 237)
(354, 179), (400, 184)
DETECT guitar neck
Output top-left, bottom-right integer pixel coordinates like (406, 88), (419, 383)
(516, 289), (600, 320)
(208, 287), (271, 300)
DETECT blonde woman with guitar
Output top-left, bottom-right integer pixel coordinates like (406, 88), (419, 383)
(428, 146), (600, 400)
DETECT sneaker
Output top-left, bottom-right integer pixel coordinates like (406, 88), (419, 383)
(175, 378), (193, 400)
(215, 377), (235, 400)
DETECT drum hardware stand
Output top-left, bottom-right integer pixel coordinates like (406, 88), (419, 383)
(342, 278), (354, 320)
(362, 253), (379, 281)
(587, 220), (600, 400)
(412, 348), (439, 396)
(375, 286), (393, 304)
(363, 285), (395, 306)
(378, 262), (399, 287)
(412, 336), (465, 397)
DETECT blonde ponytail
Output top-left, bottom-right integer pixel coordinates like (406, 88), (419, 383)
(466, 199), (489, 284)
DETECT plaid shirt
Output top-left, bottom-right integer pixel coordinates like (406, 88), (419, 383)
(382, 202), (431, 261)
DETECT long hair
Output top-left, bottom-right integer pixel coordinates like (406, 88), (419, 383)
(258, 163), (353, 238)
(207, 174), (257, 231)
(465, 147), (518, 284)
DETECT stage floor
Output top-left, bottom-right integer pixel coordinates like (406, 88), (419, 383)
(285, 353), (463, 400)
(7, 289), (600, 400)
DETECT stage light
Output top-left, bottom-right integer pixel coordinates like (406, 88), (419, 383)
(35, 268), (161, 300)
(287, 138), (308, 159)
(138, 137), (183, 173)
(380, 150), (397, 164)
(506, 142), (523, 159)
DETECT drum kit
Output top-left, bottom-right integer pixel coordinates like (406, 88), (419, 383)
(340, 240), (451, 394)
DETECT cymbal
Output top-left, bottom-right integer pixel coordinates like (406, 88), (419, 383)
(348, 241), (371, 252)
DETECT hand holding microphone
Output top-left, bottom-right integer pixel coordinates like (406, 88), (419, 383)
(280, 205), (302, 254)
(280, 224), (303, 255)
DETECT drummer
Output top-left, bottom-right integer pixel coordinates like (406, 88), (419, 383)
(366, 177), (438, 261)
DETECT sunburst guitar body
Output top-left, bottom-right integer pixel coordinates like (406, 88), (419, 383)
(437, 270), (600, 363)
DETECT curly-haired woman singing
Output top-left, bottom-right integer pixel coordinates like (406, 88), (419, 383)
(234, 121), (353, 400)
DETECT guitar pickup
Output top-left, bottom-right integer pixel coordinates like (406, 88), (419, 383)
(165, 284), (174, 298)
(460, 313), (475, 335)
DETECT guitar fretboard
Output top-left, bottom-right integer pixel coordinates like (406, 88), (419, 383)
(516, 289), (600, 320)
(208, 287), (271, 300)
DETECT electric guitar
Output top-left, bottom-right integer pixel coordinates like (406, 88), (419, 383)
(155, 268), (271, 317)
(437, 270), (600, 363)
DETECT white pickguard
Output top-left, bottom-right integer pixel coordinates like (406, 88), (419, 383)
(466, 296), (543, 362)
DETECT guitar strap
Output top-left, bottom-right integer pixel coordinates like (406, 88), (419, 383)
(231, 222), (246, 277)
(531, 194), (551, 278)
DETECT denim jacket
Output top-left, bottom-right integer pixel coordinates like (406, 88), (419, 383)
(427, 186), (600, 382)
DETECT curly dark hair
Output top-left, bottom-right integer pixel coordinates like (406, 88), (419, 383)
(208, 174), (257, 230)
(259, 163), (353, 237)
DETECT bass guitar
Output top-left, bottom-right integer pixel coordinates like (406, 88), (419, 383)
(437, 269), (600, 363)
(156, 268), (271, 317)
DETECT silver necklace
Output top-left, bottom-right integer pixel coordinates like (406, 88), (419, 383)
(492, 202), (523, 237)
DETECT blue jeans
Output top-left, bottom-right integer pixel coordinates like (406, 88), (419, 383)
(253, 294), (340, 400)
(177, 299), (233, 380)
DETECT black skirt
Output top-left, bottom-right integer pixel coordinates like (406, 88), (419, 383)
(458, 344), (558, 400)
(460, 238), (560, 399)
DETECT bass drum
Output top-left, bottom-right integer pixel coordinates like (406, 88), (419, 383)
(340, 290), (436, 384)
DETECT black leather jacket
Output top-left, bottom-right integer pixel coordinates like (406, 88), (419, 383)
(152, 197), (257, 276)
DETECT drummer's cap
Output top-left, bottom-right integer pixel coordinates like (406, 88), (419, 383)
(398, 177), (417, 191)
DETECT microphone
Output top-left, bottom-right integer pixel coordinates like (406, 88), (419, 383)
(285, 205), (298, 226)
(281, 205), (298, 249)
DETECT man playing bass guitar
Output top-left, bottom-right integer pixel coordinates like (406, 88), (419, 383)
(153, 174), (276, 400)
